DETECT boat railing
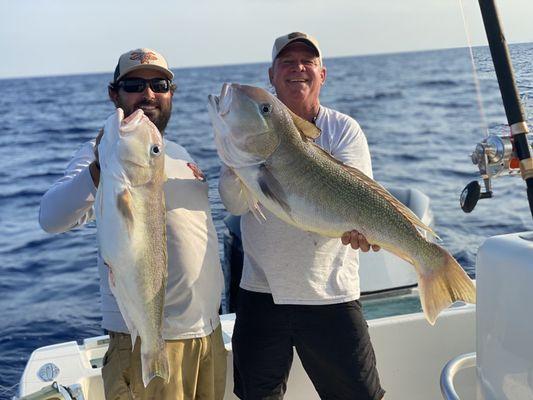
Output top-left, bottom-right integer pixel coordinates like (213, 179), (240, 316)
(440, 352), (476, 400)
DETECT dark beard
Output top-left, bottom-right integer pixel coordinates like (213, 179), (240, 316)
(120, 99), (172, 133)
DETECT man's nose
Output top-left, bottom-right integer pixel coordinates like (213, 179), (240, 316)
(142, 85), (156, 99)
(291, 62), (306, 72)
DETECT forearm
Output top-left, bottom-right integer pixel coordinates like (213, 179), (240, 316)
(39, 143), (98, 233)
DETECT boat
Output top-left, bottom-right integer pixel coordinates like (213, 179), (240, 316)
(16, 301), (477, 400)
(14, 0), (533, 398)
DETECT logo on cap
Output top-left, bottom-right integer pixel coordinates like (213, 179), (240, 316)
(288, 32), (306, 39)
(130, 51), (158, 64)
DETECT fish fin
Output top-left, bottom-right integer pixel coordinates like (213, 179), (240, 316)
(117, 189), (134, 233)
(384, 247), (414, 265)
(288, 108), (321, 140)
(241, 184), (266, 222)
(130, 328), (138, 349)
(105, 261), (116, 288)
(141, 340), (170, 387)
(416, 244), (476, 325)
(248, 198), (267, 223)
(310, 143), (437, 237)
(257, 165), (291, 214)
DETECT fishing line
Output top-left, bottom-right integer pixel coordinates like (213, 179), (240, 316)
(458, 0), (490, 138)
(0, 382), (20, 397)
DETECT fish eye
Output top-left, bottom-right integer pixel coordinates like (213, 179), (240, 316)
(260, 103), (272, 115)
(151, 144), (162, 156)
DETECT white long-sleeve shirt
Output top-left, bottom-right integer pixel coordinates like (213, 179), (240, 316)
(219, 106), (372, 304)
(40, 139), (224, 339)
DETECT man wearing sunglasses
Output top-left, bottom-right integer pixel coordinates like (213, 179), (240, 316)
(39, 48), (226, 399)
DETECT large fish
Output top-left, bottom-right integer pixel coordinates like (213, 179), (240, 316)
(95, 108), (169, 386)
(208, 83), (476, 325)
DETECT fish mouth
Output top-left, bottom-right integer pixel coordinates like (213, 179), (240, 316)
(208, 83), (234, 116)
(208, 93), (220, 112)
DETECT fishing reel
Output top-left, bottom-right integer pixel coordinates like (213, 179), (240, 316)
(460, 134), (522, 213)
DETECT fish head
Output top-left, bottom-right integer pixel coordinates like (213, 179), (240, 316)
(101, 108), (165, 186)
(208, 83), (287, 168)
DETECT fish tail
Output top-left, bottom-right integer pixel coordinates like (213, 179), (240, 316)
(416, 244), (476, 326)
(141, 340), (170, 387)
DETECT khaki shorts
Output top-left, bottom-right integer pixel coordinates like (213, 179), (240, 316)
(102, 325), (227, 400)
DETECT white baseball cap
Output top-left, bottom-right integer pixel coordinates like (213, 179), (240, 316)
(272, 32), (322, 63)
(112, 48), (174, 83)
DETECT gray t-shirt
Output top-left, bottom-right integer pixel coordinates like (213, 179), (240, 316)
(219, 106), (372, 304)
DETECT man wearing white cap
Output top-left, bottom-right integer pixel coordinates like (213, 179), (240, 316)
(40, 48), (226, 399)
(219, 33), (385, 399)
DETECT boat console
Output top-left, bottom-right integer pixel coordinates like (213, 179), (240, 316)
(441, 232), (533, 399)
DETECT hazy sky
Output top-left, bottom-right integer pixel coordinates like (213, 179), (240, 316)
(2, 0), (532, 79)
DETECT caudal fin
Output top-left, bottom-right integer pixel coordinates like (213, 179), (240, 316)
(416, 245), (476, 325)
(141, 341), (170, 387)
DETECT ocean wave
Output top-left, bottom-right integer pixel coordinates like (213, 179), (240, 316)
(417, 79), (459, 88)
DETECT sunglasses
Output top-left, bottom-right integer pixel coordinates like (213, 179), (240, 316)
(117, 78), (172, 93)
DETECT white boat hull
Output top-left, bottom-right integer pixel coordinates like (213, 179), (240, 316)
(18, 303), (475, 399)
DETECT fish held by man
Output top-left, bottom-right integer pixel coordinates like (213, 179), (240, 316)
(208, 83), (476, 325)
(95, 108), (169, 386)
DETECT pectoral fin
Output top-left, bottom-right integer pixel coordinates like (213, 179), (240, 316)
(258, 165), (291, 214)
(117, 189), (134, 233)
(241, 185), (266, 223)
(104, 261), (115, 288)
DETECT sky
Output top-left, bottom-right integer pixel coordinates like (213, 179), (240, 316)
(1, 0), (532, 79)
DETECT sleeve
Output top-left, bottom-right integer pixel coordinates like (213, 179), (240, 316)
(38, 141), (98, 233)
(218, 163), (250, 216)
(330, 117), (373, 179)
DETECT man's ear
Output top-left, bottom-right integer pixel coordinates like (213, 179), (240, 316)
(108, 86), (119, 107)
(321, 66), (327, 85)
(268, 67), (274, 85)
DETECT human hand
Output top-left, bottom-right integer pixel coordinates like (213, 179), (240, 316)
(341, 230), (381, 252)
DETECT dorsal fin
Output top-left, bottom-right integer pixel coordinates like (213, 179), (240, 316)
(287, 108), (321, 140)
(309, 142), (438, 238)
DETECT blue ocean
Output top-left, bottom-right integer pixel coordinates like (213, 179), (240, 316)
(1, 44), (532, 398)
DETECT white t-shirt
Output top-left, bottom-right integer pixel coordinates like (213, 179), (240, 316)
(39, 139), (224, 339)
(219, 106), (372, 305)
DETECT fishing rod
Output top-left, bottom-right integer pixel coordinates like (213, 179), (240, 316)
(460, 0), (533, 219)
